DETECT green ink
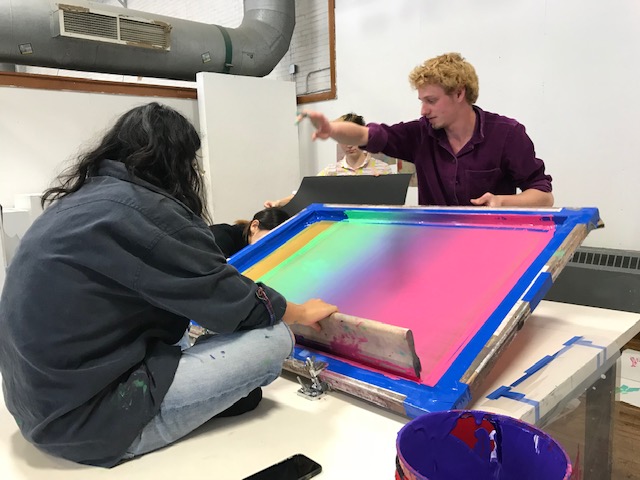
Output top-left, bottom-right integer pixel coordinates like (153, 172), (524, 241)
(133, 379), (148, 395)
(617, 384), (640, 394)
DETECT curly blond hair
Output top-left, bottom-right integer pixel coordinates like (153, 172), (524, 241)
(408, 53), (479, 104)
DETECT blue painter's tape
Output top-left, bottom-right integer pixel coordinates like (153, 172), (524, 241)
(513, 355), (555, 385)
(500, 390), (526, 402)
(231, 206), (601, 275)
(440, 219), (583, 386)
(574, 339), (606, 350)
(486, 386), (541, 421)
(229, 205), (601, 417)
(574, 339), (607, 368)
(522, 271), (553, 310)
(506, 337), (584, 389)
(229, 204), (348, 272)
(292, 347), (470, 418)
(564, 336), (582, 346)
(488, 339), (578, 395)
(487, 385), (513, 400)
(440, 210), (597, 387)
(485, 336), (602, 421)
(556, 344), (576, 358)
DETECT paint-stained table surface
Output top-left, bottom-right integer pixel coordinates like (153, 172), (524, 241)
(0, 301), (638, 479)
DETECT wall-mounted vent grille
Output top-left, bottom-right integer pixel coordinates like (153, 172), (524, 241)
(120, 19), (169, 49)
(55, 4), (171, 51)
(62, 11), (118, 40)
(569, 247), (640, 272)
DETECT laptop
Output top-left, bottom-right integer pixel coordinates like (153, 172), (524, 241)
(282, 173), (413, 216)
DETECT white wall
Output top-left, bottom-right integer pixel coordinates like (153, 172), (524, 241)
(3, 0), (640, 250)
(0, 87), (199, 290)
(0, 86), (198, 208)
(196, 73), (300, 223)
(302, 0), (640, 250)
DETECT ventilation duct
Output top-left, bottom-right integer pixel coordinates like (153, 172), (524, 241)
(0, 0), (295, 80)
(54, 5), (171, 50)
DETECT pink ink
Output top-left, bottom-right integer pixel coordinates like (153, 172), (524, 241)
(327, 224), (554, 386)
(257, 218), (555, 386)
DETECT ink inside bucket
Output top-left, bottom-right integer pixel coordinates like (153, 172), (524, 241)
(396, 410), (572, 480)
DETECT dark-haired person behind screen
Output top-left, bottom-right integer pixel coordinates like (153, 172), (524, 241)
(210, 207), (290, 258)
(0, 102), (337, 467)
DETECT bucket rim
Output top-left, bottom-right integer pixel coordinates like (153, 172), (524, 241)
(396, 409), (572, 480)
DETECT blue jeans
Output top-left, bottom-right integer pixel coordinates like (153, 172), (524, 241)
(120, 322), (294, 460)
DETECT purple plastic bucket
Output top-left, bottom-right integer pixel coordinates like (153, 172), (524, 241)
(396, 410), (572, 480)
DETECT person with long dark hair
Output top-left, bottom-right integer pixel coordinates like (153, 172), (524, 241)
(210, 207), (290, 258)
(0, 102), (337, 467)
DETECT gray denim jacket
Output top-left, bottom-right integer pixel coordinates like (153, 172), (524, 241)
(0, 160), (286, 466)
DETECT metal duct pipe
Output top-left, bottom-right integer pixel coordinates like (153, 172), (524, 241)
(0, 0), (295, 80)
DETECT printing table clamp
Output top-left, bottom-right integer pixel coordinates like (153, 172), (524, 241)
(296, 356), (329, 400)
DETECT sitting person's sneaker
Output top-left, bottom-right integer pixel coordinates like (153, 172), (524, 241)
(215, 387), (263, 418)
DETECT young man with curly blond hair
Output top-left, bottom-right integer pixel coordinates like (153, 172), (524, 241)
(300, 53), (553, 208)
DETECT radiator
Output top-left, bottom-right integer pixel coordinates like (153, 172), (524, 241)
(545, 246), (640, 313)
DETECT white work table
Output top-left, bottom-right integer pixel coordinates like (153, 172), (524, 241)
(1, 300), (638, 479)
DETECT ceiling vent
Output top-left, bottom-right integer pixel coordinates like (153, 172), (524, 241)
(53, 3), (171, 50)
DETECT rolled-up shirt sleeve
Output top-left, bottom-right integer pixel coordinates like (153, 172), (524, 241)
(364, 121), (423, 161)
(505, 123), (552, 193)
(363, 122), (389, 153)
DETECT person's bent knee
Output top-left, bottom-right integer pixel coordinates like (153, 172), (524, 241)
(270, 321), (295, 361)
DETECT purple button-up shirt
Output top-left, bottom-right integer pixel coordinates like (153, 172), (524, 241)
(365, 106), (552, 206)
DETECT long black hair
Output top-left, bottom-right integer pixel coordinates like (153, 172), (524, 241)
(238, 207), (290, 244)
(41, 102), (209, 221)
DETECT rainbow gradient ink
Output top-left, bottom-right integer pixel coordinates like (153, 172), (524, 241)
(249, 212), (555, 387)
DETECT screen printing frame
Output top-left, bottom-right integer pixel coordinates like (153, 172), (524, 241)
(230, 205), (602, 418)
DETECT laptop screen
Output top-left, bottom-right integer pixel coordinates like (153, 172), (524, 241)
(282, 173), (412, 216)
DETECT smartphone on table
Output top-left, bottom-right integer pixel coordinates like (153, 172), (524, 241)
(243, 453), (322, 480)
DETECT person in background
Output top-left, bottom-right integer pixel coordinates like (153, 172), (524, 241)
(317, 113), (393, 177)
(264, 112), (392, 209)
(0, 102), (337, 467)
(298, 53), (553, 208)
(210, 207), (290, 258)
